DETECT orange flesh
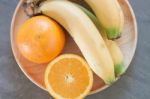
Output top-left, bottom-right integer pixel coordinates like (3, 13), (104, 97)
(17, 16), (65, 63)
(48, 58), (90, 98)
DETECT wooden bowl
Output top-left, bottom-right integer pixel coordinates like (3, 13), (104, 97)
(10, 0), (137, 95)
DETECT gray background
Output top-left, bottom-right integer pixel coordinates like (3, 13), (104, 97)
(0, 0), (150, 99)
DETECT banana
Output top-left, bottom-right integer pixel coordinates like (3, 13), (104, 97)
(85, 0), (124, 39)
(39, 0), (115, 84)
(105, 39), (125, 76)
(77, 4), (125, 76)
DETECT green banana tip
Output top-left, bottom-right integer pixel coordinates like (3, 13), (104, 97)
(106, 28), (121, 40)
(105, 76), (116, 85)
(115, 62), (125, 77)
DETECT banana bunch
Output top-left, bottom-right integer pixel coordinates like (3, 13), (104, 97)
(77, 4), (125, 76)
(85, 0), (124, 39)
(33, 0), (125, 84)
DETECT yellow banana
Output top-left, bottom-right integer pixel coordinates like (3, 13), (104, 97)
(105, 39), (125, 76)
(39, 0), (115, 84)
(85, 0), (124, 39)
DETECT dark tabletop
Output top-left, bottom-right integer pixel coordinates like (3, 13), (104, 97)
(0, 0), (150, 99)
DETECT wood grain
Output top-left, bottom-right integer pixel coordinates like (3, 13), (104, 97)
(10, 0), (137, 95)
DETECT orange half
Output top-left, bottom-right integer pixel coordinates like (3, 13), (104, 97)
(45, 54), (93, 99)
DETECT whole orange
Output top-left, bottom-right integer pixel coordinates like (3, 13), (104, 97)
(17, 16), (65, 63)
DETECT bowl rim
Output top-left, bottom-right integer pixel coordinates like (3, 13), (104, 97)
(10, 0), (138, 95)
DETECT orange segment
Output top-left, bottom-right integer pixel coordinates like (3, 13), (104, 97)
(45, 54), (93, 99)
(17, 16), (65, 63)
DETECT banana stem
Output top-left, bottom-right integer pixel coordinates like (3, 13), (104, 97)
(23, 0), (45, 16)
